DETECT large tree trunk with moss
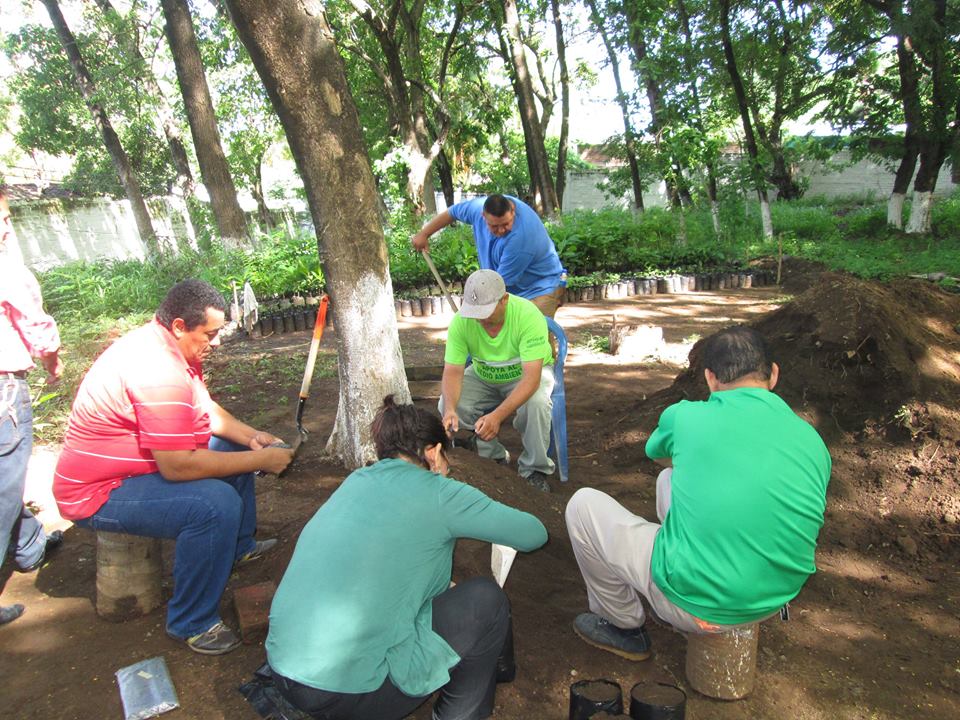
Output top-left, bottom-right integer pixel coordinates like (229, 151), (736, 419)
(161, 0), (248, 249)
(501, 0), (559, 217)
(40, 0), (160, 258)
(224, 0), (410, 468)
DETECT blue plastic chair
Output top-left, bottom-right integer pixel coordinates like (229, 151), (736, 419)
(545, 316), (569, 482)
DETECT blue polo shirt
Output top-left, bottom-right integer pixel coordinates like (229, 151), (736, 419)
(448, 195), (564, 300)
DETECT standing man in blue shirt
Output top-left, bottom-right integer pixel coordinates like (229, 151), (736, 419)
(412, 194), (566, 317)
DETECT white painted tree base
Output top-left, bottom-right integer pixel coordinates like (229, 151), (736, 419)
(887, 192), (906, 229)
(760, 198), (773, 238)
(905, 191), (933, 234)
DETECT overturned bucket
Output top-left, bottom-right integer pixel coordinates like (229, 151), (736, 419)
(628, 681), (686, 719)
(569, 679), (623, 720)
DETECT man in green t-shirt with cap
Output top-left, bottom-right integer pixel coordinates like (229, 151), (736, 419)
(565, 326), (831, 660)
(440, 269), (556, 492)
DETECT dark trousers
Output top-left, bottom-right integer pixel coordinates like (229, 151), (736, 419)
(273, 577), (511, 720)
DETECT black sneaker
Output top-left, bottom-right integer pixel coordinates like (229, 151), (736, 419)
(0, 604), (25, 626)
(522, 471), (551, 493)
(495, 450), (511, 466)
(177, 621), (242, 655)
(21, 530), (64, 573)
(573, 612), (652, 661)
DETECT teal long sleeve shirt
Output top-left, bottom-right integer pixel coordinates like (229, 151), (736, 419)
(266, 458), (548, 697)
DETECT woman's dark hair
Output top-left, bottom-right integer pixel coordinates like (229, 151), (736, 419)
(482, 194), (512, 217)
(156, 279), (226, 331)
(371, 395), (451, 467)
(701, 325), (773, 384)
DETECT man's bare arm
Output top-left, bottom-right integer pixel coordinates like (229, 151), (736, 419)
(152, 446), (293, 481)
(441, 363), (466, 435)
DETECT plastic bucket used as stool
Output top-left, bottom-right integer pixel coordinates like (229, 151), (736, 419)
(569, 679), (623, 720)
(628, 681), (686, 719)
(685, 623), (759, 699)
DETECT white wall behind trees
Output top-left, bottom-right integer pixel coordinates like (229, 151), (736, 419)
(8, 196), (197, 269)
(8, 154), (956, 270)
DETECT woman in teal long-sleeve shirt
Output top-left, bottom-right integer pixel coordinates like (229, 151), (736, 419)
(266, 396), (548, 720)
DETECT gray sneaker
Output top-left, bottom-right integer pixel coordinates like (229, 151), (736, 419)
(573, 612), (652, 661)
(181, 621), (242, 655)
(523, 471), (551, 493)
(237, 538), (278, 565)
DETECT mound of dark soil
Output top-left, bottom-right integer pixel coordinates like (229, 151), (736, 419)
(611, 273), (960, 458)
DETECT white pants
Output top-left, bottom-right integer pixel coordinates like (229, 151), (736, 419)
(565, 469), (723, 635)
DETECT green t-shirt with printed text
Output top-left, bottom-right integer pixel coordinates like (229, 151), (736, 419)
(444, 294), (552, 384)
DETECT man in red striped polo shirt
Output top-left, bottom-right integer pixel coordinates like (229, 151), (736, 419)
(54, 279), (294, 655)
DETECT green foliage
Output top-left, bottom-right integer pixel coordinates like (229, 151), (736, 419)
(465, 132), (591, 199)
(547, 208), (734, 275)
(6, 19), (177, 196)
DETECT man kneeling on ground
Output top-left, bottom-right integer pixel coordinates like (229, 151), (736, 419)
(440, 269), (556, 492)
(565, 326), (831, 659)
(54, 279), (294, 655)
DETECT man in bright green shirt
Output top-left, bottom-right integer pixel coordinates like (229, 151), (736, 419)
(566, 326), (831, 660)
(440, 269), (556, 492)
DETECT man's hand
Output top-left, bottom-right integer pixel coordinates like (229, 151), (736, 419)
(442, 409), (460, 436)
(41, 352), (63, 385)
(249, 431), (284, 450)
(411, 231), (430, 252)
(474, 412), (502, 441)
(260, 446), (295, 475)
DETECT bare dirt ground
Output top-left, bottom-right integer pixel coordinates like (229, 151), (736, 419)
(3, 260), (959, 720)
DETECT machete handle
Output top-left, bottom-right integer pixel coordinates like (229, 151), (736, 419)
(299, 295), (330, 400)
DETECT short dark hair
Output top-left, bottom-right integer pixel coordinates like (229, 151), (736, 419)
(371, 395), (451, 468)
(483, 194), (513, 217)
(701, 326), (772, 384)
(155, 279), (226, 331)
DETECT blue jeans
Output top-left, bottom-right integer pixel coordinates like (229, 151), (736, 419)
(1, 377), (47, 574)
(74, 437), (257, 638)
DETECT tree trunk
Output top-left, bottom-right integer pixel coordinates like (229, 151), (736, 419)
(252, 153), (273, 231)
(904, 0), (952, 235)
(587, 0), (644, 211)
(905, 140), (948, 234)
(161, 0), (249, 249)
(224, 0), (411, 468)
(720, 0), (773, 238)
(501, 0), (559, 217)
(550, 0), (570, 210)
(436, 148), (456, 208)
(768, 139), (802, 200)
(677, 0), (720, 236)
(93, 0), (194, 198)
(40, 0), (160, 258)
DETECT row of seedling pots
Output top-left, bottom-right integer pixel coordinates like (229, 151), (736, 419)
(245, 268), (777, 338)
(564, 269), (776, 303)
(248, 304), (332, 339)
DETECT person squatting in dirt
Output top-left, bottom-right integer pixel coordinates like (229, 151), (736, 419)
(0, 187), (65, 626)
(412, 193), (566, 318)
(53, 279), (294, 655)
(565, 325), (832, 659)
(440, 269), (558, 493)
(264, 395), (547, 720)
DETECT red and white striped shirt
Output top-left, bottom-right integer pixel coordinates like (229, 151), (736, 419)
(54, 320), (213, 520)
(0, 254), (61, 373)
